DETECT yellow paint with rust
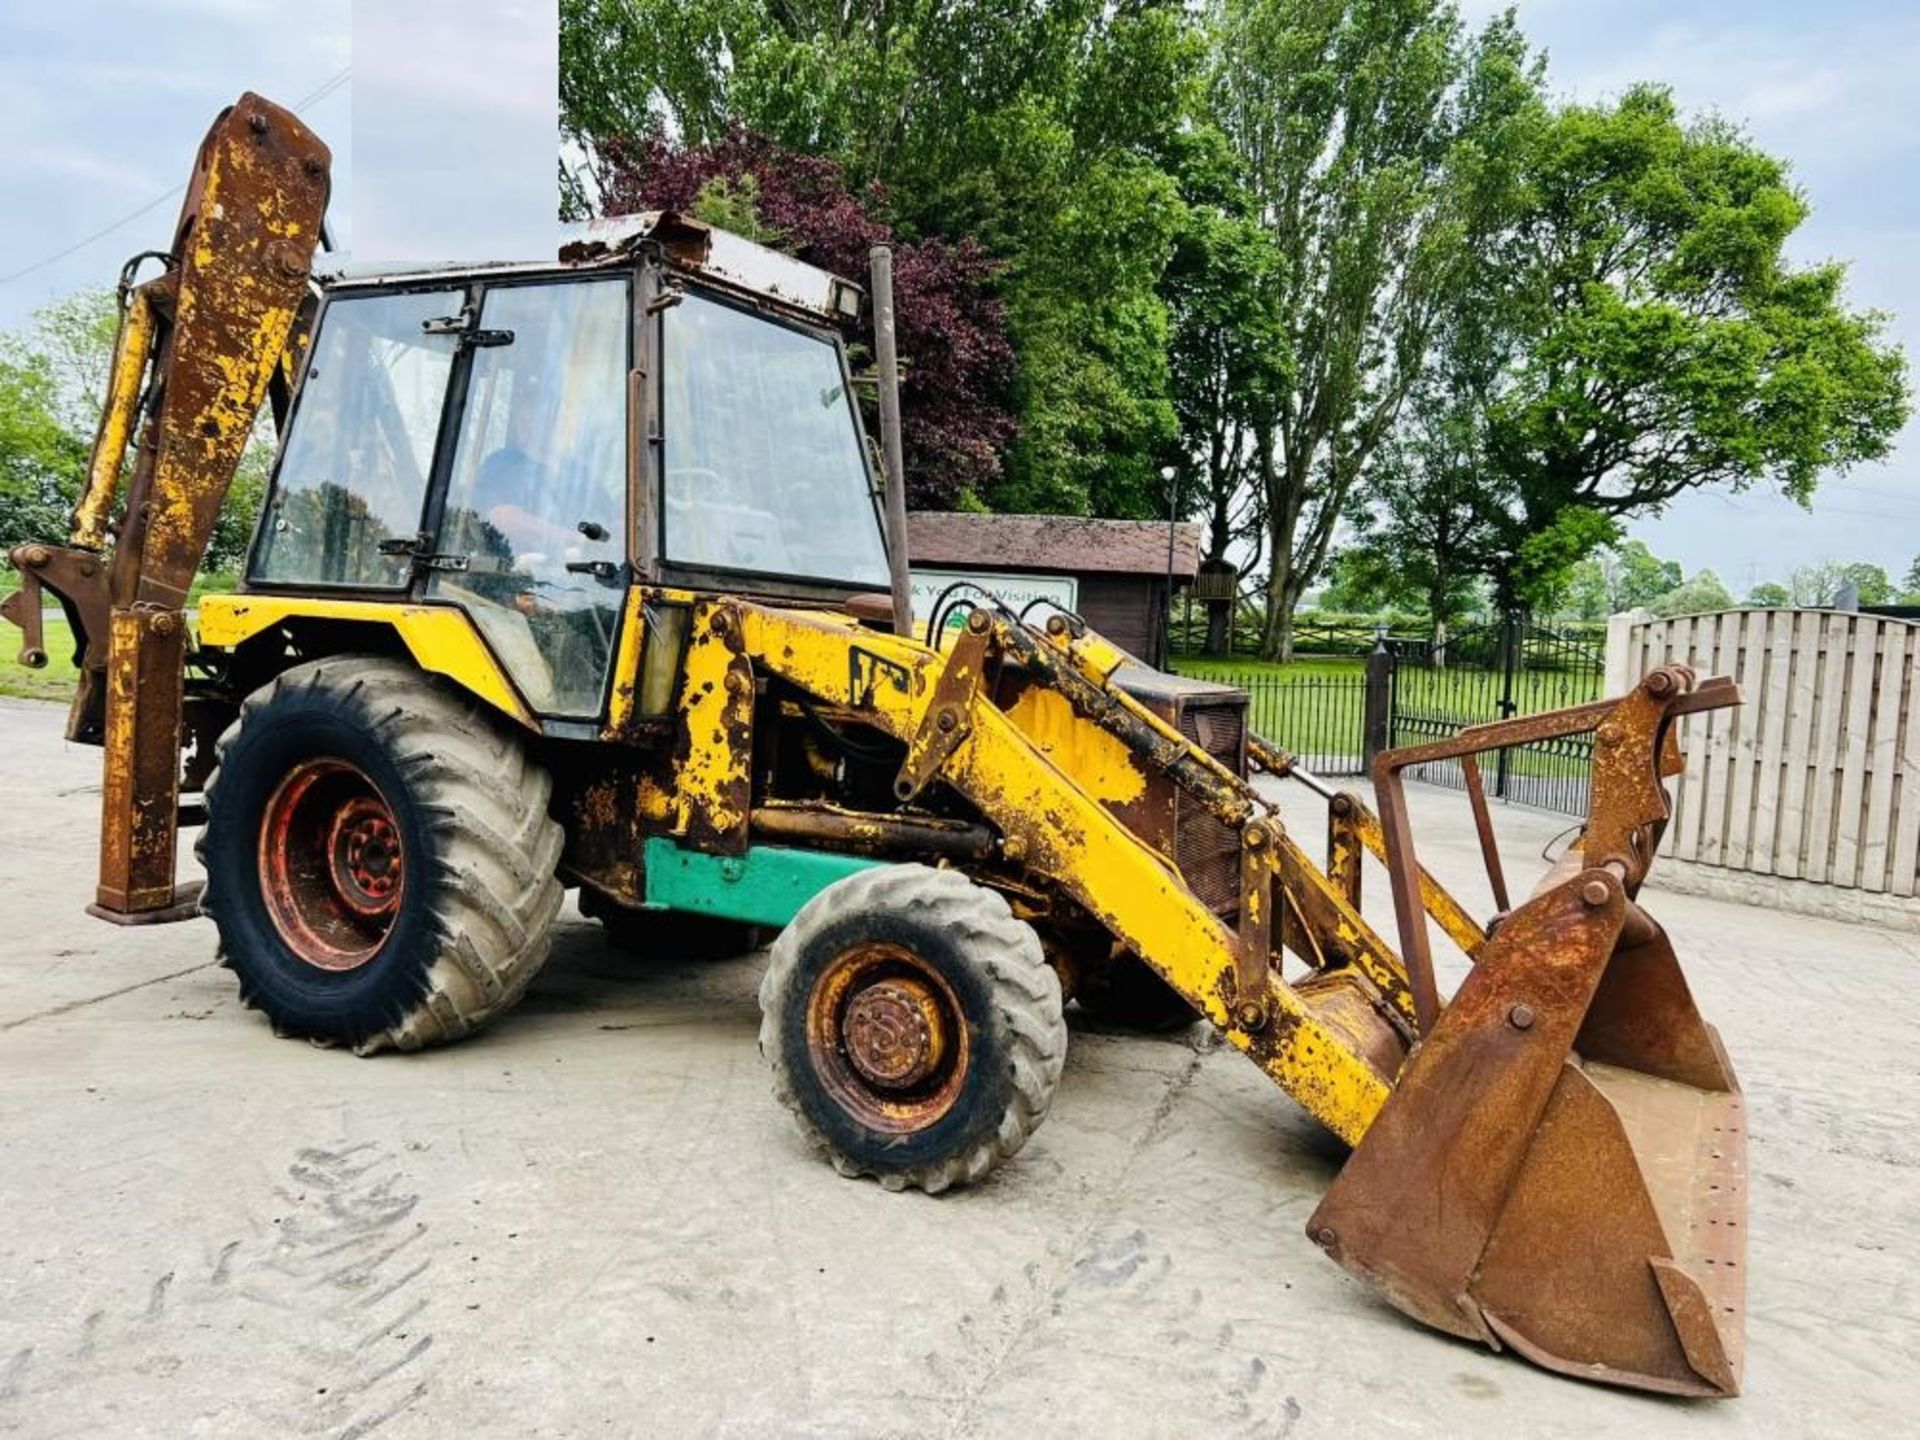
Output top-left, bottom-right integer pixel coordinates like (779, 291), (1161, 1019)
(1273, 829), (1417, 1024)
(737, 605), (933, 730)
(196, 595), (532, 726)
(731, 599), (1391, 1143)
(671, 601), (754, 842)
(132, 99), (329, 608)
(603, 588), (649, 735)
(72, 289), (157, 551)
(945, 704), (1389, 1141)
(1002, 685), (1148, 809)
(1041, 624), (1131, 686)
(635, 773), (678, 825)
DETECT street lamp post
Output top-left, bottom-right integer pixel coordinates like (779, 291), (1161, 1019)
(1162, 464), (1179, 667)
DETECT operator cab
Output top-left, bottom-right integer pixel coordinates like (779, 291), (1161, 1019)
(247, 213), (892, 719)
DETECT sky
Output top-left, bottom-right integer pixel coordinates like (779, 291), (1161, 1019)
(0, 1), (1914, 592)
(1458, 0), (1920, 591)
(352, 0), (556, 262)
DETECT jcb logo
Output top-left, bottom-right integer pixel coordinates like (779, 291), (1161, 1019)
(848, 648), (911, 706)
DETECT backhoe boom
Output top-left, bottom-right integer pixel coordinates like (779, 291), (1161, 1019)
(3, 94), (328, 918)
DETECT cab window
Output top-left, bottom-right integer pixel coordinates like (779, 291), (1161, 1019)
(660, 290), (889, 587)
(428, 277), (630, 717)
(251, 288), (462, 586)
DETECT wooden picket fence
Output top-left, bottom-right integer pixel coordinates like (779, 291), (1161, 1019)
(1605, 608), (1920, 896)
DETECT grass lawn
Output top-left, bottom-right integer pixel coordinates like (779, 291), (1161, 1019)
(0, 616), (78, 702)
(1170, 652), (1602, 779)
(1173, 653), (1601, 714)
(1172, 655), (1370, 762)
(0, 570), (236, 704)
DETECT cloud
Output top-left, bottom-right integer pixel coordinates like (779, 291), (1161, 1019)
(354, 1), (557, 121)
(349, 0), (557, 261)
(1548, 16), (1920, 183)
(1508, 2), (1920, 574)
(136, 0), (286, 24)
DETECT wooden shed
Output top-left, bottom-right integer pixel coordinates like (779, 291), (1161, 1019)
(906, 513), (1201, 667)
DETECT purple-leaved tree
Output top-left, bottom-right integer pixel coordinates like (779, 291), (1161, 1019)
(596, 129), (1017, 511)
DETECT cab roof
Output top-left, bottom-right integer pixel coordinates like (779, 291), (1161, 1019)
(313, 212), (866, 326)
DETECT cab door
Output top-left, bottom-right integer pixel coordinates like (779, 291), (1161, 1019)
(426, 276), (631, 717)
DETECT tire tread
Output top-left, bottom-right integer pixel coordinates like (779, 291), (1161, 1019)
(197, 655), (563, 1055)
(758, 863), (1066, 1194)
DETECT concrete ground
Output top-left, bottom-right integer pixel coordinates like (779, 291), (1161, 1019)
(0, 694), (1915, 1439)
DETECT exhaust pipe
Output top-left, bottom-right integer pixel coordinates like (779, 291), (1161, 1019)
(869, 245), (913, 638)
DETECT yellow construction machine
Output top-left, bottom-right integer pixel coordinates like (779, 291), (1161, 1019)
(3, 96), (1749, 1398)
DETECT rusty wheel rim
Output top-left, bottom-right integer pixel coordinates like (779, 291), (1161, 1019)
(806, 941), (970, 1134)
(258, 758), (405, 972)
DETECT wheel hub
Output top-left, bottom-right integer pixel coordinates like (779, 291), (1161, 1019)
(842, 977), (948, 1089)
(329, 799), (403, 916)
(805, 941), (971, 1134)
(259, 758), (405, 972)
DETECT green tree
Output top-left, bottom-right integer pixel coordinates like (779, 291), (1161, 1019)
(0, 292), (268, 573)
(1648, 569), (1733, 617)
(1612, 542), (1685, 610)
(30, 289), (120, 433)
(1212, 2), (1545, 657)
(1564, 558), (1611, 620)
(1747, 581), (1791, 606)
(1478, 87), (1908, 587)
(1160, 127), (1280, 579)
(1566, 539), (1684, 617)
(1341, 369), (1508, 633)
(563, 1), (1194, 520)
(1319, 545), (1420, 613)
(1840, 563), (1894, 605)
(1790, 560), (1894, 606)
(1899, 555), (1920, 605)
(0, 339), (87, 552)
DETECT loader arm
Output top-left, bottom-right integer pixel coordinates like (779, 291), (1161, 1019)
(1, 94), (330, 920)
(731, 594), (1749, 1398)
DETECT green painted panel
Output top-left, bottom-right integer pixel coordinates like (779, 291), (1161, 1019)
(641, 838), (880, 928)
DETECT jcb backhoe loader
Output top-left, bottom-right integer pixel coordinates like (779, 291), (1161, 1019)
(3, 96), (1749, 1398)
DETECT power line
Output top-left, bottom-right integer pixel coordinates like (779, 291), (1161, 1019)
(0, 68), (351, 288)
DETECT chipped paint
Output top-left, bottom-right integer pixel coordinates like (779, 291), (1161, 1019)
(671, 602), (754, 850)
(1002, 684), (1148, 809)
(70, 289), (157, 551)
(198, 595), (532, 726)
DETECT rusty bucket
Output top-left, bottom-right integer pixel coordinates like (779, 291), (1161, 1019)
(1307, 868), (1745, 1396)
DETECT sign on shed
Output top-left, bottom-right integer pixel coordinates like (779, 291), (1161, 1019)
(911, 569), (1079, 636)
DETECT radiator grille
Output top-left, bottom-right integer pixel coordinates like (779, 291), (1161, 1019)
(1174, 698), (1247, 914)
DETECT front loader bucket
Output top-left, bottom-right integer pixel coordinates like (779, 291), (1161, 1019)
(1307, 868), (1745, 1397)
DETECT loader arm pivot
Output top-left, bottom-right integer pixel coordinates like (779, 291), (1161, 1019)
(2, 94), (330, 920)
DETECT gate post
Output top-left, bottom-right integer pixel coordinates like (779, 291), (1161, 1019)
(1494, 611), (1521, 800)
(1363, 633), (1394, 767)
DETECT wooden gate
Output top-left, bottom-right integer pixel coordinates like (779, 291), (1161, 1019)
(1607, 608), (1920, 896)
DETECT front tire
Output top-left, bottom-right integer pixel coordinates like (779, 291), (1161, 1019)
(758, 864), (1066, 1193)
(198, 655), (564, 1054)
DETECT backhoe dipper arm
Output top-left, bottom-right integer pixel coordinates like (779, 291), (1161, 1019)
(2, 94), (330, 920)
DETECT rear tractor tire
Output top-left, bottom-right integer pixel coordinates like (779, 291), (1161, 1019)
(758, 864), (1066, 1193)
(198, 655), (565, 1054)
